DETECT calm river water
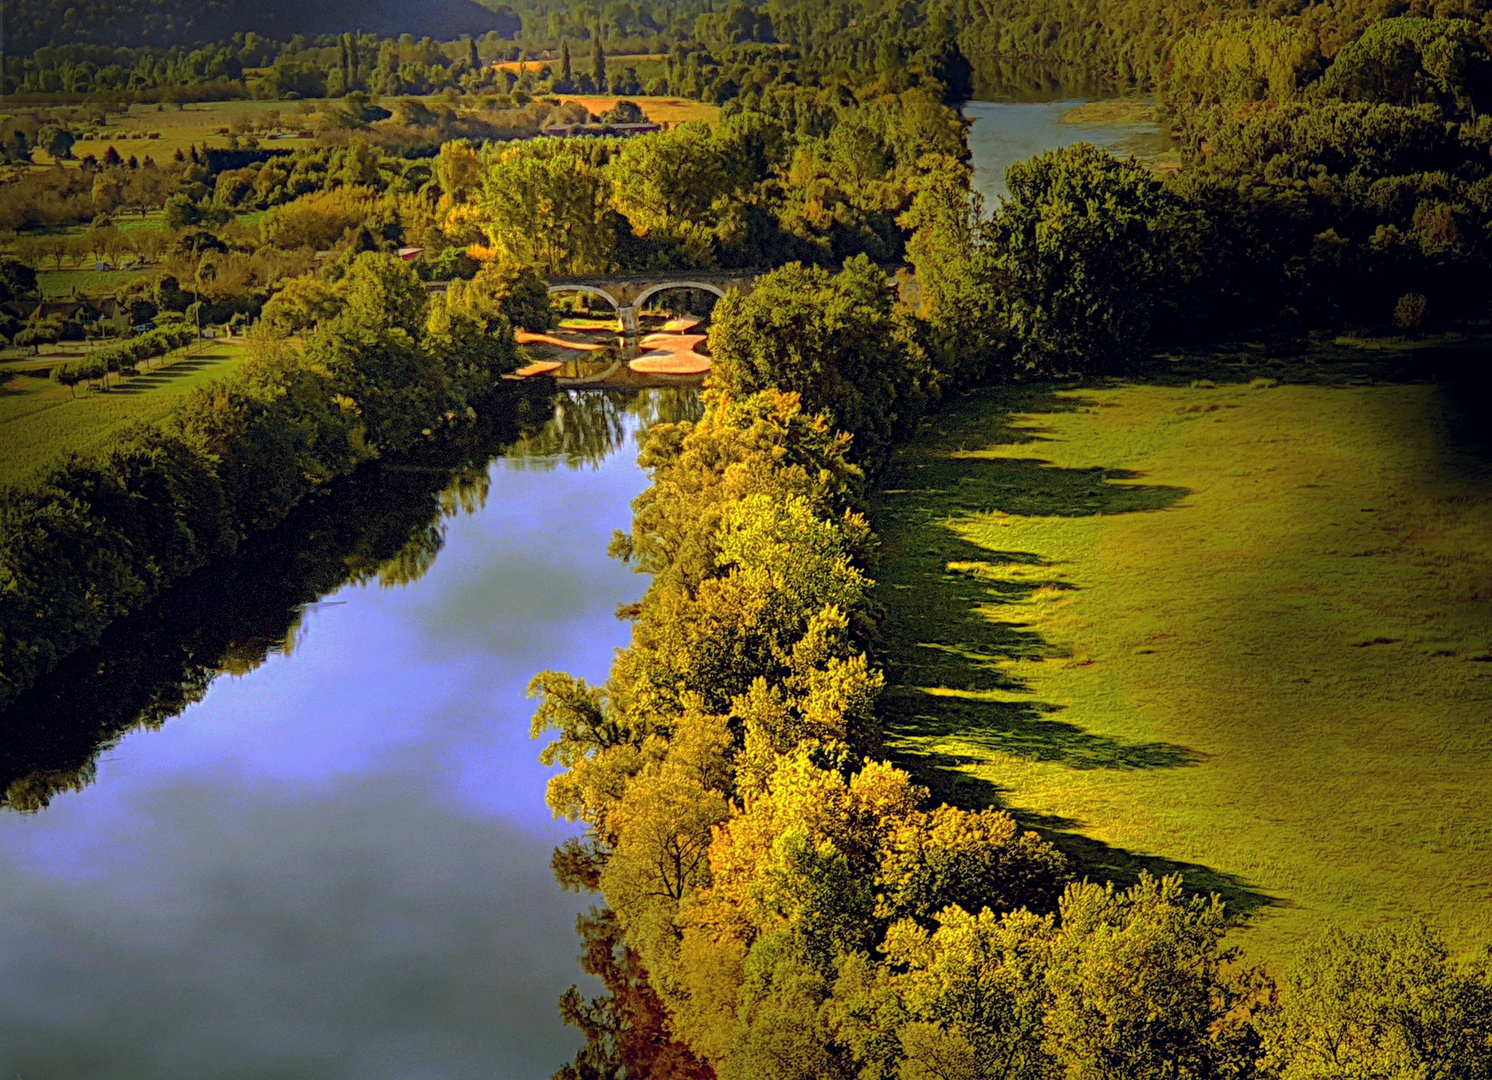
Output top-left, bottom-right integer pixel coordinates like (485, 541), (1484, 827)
(0, 393), (672, 1078)
(0, 101), (1159, 1080)
(965, 98), (1171, 203)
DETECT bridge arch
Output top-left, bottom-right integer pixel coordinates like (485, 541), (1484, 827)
(632, 280), (729, 312)
(547, 283), (623, 312)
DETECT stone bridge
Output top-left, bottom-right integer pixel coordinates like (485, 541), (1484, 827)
(545, 269), (761, 333)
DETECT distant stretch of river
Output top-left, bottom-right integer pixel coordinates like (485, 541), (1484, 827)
(0, 100), (1168, 1080)
(964, 98), (1172, 204)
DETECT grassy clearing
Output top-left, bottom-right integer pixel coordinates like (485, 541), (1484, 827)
(25, 92), (716, 170)
(1058, 99), (1180, 175)
(1059, 99), (1159, 126)
(557, 315), (622, 331)
(554, 94), (720, 125)
(873, 349), (1492, 966)
(0, 340), (247, 488)
(36, 266), (152, 297)
(51, 99), (319, 164)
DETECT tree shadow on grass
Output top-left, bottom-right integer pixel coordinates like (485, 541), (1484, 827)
(892, 748), (1278, 919)
(887, 691), (1200, 770)
(111, 360), (219, 394)
(872, 384), (1275, 916)
(874, 384), (1190, 704)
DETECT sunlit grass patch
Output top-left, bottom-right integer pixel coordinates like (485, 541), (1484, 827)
(36, 266), (151, 296)
(1060, 99), (1159, 126)
(873, 361), (1492, 966)
(555, 94), (719, 126)
(557, 316), (621, 331)
(0, 341), (246, 488)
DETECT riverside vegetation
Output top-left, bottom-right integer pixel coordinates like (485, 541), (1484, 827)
(520, 17), (1492, 1080)
(0, 252), (527, 707)
(3, 0), (1492, 1077)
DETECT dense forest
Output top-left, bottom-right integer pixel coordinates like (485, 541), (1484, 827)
(527, 87), (1492, 1074)
(3, 0), (1492, 1071)
(8, 0), (1492, 98)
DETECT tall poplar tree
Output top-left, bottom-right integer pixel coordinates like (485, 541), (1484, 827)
(592, 36), (606, 89)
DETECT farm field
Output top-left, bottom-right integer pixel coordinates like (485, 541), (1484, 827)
(873, 350), (1492, 966)
(553, 94), (718, 125)
(38, 99), (318, 164)
(0, 340), (247, 487)
(19, 90), (715, 172)
(35, 265), (151, 296)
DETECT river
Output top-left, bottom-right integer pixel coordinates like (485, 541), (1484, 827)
(0, 391), (690, 1078)
(0, 100), (1163, 1080)
(965, 97), (1173, 203)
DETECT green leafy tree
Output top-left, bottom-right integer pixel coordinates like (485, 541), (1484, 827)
(305, 252), (450, 454)
(708, 256), (922, 468)
(50, 362), (81, 397)
(899, 152), (1001, 389)
(38, 125), (76, 160)
(988, 143), (1197, 376)
(467, 259), (553, 331)
(843, 905), (1059, 1080)
(1322, 18), (1492, 119)
(477, 143), (612, 274)
(1042, 874), (1253, 1080)
(1260, 920), (1492, 1079)
(608, 122), (732, 238)
(0, 258), (39, 304)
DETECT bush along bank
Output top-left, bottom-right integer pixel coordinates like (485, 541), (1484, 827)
(0, 251), (523, 710)
(533, 254), (1492, 1079)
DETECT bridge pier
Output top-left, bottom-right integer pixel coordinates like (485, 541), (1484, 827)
(618, 306), (639, 335)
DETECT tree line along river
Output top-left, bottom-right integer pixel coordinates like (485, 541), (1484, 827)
(0, 99), (1172, 1079)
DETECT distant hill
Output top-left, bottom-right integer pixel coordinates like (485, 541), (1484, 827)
(4, 0), (522, 54)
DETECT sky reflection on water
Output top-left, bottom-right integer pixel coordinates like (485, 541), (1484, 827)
(0, 437), (649, 1079)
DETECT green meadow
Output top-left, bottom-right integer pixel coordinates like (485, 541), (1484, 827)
(0, 341), (247, 487)
(873, 348), (1492, 966)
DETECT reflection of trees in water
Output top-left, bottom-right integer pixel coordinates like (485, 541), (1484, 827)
(0, 387), (680, 814)
(0, 456), (494, 813)
(643, 287), (719, 318)
(628, 386), (705, 430)
(970, 60), (1117, 102)
(504, 388), (702, 471)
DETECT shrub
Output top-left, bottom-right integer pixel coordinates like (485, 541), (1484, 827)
(1393, 292), (1429, 331)
(260, 187), (375, 251)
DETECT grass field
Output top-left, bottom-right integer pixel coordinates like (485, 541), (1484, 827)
(35, 265), (152, 297)
(0, 340), (247, 488)
(873, 348), (1492, 966)
(54, 99), (318, 165)
(24, 91), (716, 171)
(554, 94), (719, 125)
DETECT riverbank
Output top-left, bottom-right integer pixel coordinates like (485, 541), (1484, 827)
(871, 344), (1492, 964)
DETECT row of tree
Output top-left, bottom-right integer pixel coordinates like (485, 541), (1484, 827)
(49, 324), (198, 393)
(0, 252), (531, 710)
(534, 298), (1492, 1078)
